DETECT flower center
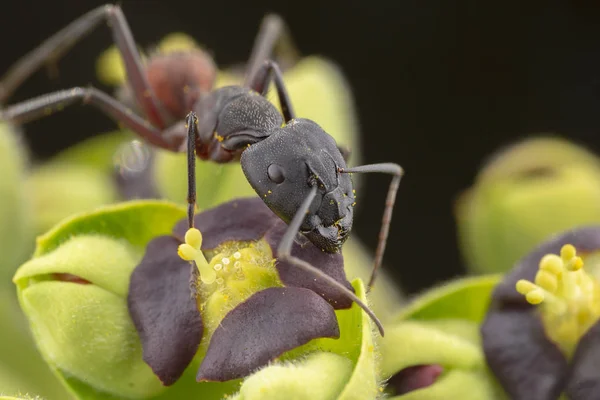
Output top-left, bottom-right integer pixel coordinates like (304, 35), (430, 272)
(516, 244), (600, 357)
(178, 228), (283, 348)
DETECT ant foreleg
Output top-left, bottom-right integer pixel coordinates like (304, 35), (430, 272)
(0, 87), (176, 150)
(276, 185), (385, 336)
(185, 111), (201, 294)
(250, 60), (295, 122)
(0, 4), (168, 129)
(338, 163), (404, 290)
(243, 14), (299, 90)
(185, 112), (199, 229)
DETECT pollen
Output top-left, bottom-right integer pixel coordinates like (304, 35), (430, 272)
(177, 228), (216, 284)
(515, 244), (600, 357)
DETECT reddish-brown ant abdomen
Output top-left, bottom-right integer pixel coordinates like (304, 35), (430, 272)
(144, 50), (217, 121)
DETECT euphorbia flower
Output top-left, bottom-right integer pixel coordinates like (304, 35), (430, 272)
(13, 199), (381, 399)
(128, 196), (369, 385)
(482, 227), (600, 399)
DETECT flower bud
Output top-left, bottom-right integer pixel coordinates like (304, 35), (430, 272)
(13, 201), (186, 399)
(456, 136), (600, 274)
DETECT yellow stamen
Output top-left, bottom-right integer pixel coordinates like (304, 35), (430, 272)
(515, 244), (600, 357)
(177, 228), (216, 284)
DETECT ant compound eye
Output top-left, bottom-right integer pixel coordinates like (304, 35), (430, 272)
(267, 164), (285, 184)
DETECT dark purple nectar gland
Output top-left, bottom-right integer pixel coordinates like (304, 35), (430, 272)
(388, 364), (444, 396)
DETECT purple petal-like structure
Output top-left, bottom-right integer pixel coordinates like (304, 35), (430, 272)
(482, 226), (600, 399)
(482, 308), (567, 399)
(565, 321), (600, 400)
(172, 197), (278, 248)
(129, 197), (352, 385)
(265, 222), (353, 309)
(196, 286), (340, 382)
(127, 236), (203, 386)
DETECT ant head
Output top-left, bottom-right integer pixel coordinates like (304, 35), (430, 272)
(241, 119), (355, 253)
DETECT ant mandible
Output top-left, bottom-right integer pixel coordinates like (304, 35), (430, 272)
(0, 4), (403, 336)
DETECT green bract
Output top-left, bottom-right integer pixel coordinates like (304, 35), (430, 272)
(456, 136), (600, 274)
(13, 201), (186, 399)
(379, 275), (506, 399)
(13, 200), (382, 399)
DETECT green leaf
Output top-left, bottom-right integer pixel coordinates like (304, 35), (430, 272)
(393, 274), (501, 323)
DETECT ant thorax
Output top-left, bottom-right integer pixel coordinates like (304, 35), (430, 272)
(193, 86), (284, 162)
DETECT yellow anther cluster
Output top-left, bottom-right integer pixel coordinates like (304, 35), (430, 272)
(177, 228), (216, 284)
(515, 244), (600, 357)
(182, 237), (282, 352)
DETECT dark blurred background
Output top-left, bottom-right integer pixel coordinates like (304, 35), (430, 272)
(2, 0), (600, 295)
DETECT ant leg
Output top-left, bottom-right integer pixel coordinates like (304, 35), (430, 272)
(338, 163), (404, 289)
(185, 111), (201, 293)
(0, 87), (174, 150)
(250, 60), (295, 122)
(276, 185), (385, 336)
(243, 14), (299, 89)
(0, 4), (168, 129)
(185, 112), (198, 228)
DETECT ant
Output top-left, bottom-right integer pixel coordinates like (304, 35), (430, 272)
(0, 4), (403, 336)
